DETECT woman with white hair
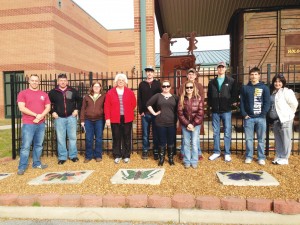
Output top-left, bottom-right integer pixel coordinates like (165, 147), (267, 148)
(104, 73), (136, 164)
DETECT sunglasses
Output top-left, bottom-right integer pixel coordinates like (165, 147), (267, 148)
(162, 85), (170, 88)
(185, 86), (193, 90)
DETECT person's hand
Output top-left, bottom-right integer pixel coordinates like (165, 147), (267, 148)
(140, 112), (145, 117)
(52, 112), (58, 119)
(245, 115), (250, 119)
(72, 110), (78, 117)
(155, 111), (161, 116)
(187, 124), (194, 131)
(35, 114), (43, 120)
(81, 122), (85, 127)
(33, 118), (40, 124)
(105, 119), (111, 128)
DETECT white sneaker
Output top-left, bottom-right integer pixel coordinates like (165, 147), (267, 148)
(245, 158), (252, 164)
(123, 158), (130, 163)
(209, 153), (220, 161)
(225, 155), (232, 162)
(276, 158), (288, 165)
(258, 159), (265, 165)
(114, 158), (121, 164)
(272, 157), (279, 164)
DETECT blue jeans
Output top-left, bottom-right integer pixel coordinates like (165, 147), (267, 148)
(244, 117), (266, 160)
(212, 112), (232, 155)
(141, 113), (158, 151)
(182, 125), (200, 166)
(180, 125), (202, 156)
(156, 125), (176, 147)
(84, 119), (104, 159)
(54, 116), (78, 160)
(18, 123), (45, 170)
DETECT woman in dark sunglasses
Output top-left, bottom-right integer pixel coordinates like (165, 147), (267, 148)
(177, 81), (204, 169)
(146, 80), (178, 166)
(269, 74), (298, 165)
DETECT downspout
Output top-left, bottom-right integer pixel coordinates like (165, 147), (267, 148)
(140, 0), (147, 78)
(276, 10), (281, 72)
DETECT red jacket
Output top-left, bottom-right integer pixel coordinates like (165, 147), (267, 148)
(104, 87), (136, 123)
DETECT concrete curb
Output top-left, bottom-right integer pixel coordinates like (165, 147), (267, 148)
(1, 206), (300, 224)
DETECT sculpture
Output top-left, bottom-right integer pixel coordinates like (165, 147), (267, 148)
(160, 33), (177, 57)
(186, 31), (198, 55)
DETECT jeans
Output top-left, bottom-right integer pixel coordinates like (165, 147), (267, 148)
(84, 119), (104, 159)
(141, 113), (159, 151)
(54, 116), (78, 160)
(180, 125), (202, 156)
(156, 125), (176, 147)
(18, 123), (45, 170)
(244, 117), (266, 160)
(111, 116), (132, 159)
(182, 125), (199, 166)
(273, 120), (293, 159)
(212, 112), (232, 155)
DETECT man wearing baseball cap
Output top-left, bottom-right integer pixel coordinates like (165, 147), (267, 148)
(138, 65), (161, 160)
(207, 62), (238, 162)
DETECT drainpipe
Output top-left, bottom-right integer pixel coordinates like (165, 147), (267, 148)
(140, 0), (147, 78)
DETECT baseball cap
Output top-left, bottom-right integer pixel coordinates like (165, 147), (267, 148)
(187, 68), (196, 73)
(144, 65), (154, 71)
(217, 62), (226, 67)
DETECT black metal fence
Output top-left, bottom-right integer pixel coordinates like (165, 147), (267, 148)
(10, 65), (300, 159)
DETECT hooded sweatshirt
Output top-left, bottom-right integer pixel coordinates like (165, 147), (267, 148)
(240, 81), (270, 118)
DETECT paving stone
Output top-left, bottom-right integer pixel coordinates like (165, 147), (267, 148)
(126, 194), (148, 208)
(0, 194), (18, 206)
(59, 194), (81, 207)
(172, 194), (195, 208)
(221, 197), (246, 211)
(195, 196), (221, 210)
(81, 195), (102, 207)
(274, 199), (300, 215)
(148, 195), (172, 208)
(17, 195), (37, 206)
(37, 194), (60, 206)
(247, 198), (273, 212)
(102, 194), (126, 207)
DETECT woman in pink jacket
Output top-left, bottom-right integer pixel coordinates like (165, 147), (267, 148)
(104, 73), (136, 164)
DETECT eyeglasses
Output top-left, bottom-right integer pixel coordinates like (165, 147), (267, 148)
(162, 85), (170, 88)
(185, 86), (193, 90)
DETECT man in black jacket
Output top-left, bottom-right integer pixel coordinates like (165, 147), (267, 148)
(207, 62), (238, 162)
(48, 74), (82, 165)
(138, 66), (161, 160)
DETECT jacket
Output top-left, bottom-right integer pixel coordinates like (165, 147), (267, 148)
(273, 87), (298, 123)
(80, 93), (106, 121)
(48, 86), (82, 117)
(104, 87), (136, 123)
(178, 96), (204, 127)
(207, 75), (237, 113)
(178, 81), (204, 101)
(240, 81), (270, 118)
(138, 79), (161, 114)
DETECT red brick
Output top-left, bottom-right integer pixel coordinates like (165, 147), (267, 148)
(0, 194), (18, 206)
(195, 196), (221, 210)
(274, 199), (300, 215)
(172, 194), (195, 209)
(17, 195), (37, 206)
(37, 194), (60, 206)
(59, 194), (81, 207)
(102, 194), (126, 208)
(126, 194), (148, 208)
(148, 195), (172, 208)
(221, 197), (246, 211)
(81, 195), (102, 207)
(247, 198), (273, 212)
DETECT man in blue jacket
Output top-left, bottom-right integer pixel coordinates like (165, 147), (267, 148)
(240, 67), (270, 165)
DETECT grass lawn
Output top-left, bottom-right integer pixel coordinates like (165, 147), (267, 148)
(0, 119), (11, 126)
(0, 129), (12, 158)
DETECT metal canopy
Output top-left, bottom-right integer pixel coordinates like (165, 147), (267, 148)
(155, 0), (300, 38)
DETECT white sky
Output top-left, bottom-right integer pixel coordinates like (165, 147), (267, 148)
(72, 0), (229, 53)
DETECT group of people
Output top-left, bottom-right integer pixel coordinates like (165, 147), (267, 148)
(16, 63), (298, 175)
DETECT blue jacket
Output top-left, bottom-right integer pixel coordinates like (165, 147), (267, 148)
(240, 81), (270, 118)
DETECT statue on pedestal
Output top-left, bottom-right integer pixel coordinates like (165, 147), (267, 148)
(186, 31), (198, 55)
(160, 33), (177, 57)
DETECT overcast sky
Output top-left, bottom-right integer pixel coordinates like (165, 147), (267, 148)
(72, 0), (229, 52)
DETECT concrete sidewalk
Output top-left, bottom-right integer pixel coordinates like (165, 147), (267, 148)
(1, 206), (300, 224)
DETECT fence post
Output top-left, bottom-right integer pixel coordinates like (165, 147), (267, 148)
(89, 72), (93, 86)
(10, 74), (16, 159)
(265, 64), (271, 156)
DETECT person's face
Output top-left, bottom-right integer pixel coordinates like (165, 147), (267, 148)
(274, 78), (283, 90)
(185, 83), (194, 94)
(57, 78), (68, 89)
(187, 72), (196, 81)
(217, 66), (226, 75)
(93, 83), (101, 93)
(28, 76), (39, 90)
(117, 78), (126, 87)
(162, 82), (171, 93)
(249, 72), (260, 84)
(146, 70), (154, 79)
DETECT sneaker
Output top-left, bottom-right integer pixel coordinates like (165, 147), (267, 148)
(272, 157), (279, 164)
(225, 155), (232, 162)
(84, 159), (91, 163)
(258, 159), (266, 165)
(276, 158), (288, 165)
(17, 170), (25, 175)
(198, 155), (204, 161)
(123, 158), (130, 163)
(71, 157), (79, 162)
(191, 164), (198, 169)
(141, 151), (148, 160)
(33, 164), (48, 169)
(184, 164), (190, 169)
(245, 158), (252, 164)
(114, 158), (121, 164)
(209, 153), (220, 161)
(95, 158), (102, 162)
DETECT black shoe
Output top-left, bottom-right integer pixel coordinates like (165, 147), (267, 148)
(71, 157), (79, 162)
(58, 160), (66, 165)
(142, 151), (148, 160)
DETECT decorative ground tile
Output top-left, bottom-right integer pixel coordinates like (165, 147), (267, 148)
(110, 168), (165, 185)
(216, 170), (279, 186)
(0, 173), (13, 181)
(28, 170), (94, 185)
